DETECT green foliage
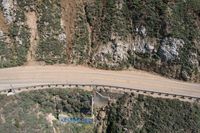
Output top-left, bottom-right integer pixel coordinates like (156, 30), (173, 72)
(106, 94), (200, 133)
(84, 0), (200, 81)
(36, 0), (67, 64)
(18, 89), (92, 116)
(37, 38), (66, 64)
(85, 0), (132, 45)
(0, 89), (93, 133)
(0, 41), (14, 68)
(72, 7), (90, 64)
(9, 24), (30, 66)
(0, 6), (30, 68)
(17, 0), (35, 9)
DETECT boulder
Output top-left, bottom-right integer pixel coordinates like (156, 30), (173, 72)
(2, 0), (16, 23)
(181, 70), (190, 81)
(158, 37), (184, 62)
(133, 35), (156, 54)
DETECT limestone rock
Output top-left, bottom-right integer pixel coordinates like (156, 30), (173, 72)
(181, 70), (190, 81)
(2, 0), (16, 23)
(93, 35), (157, 67)
(158, 37), (184, 62)
(133, 36), (156, 54)
(93, 38), (130, 66)
(135, 25), (147, 37)
(0, 30), (3, 38)
(188, 52), (199, 67)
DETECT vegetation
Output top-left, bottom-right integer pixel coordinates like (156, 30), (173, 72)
(0, 40), (14, 68)
(0, 4), (30, 68)
(103, 94), (200, 133)
(0, 87), (200, 132)
(0, 0), (67, 66)
(36, 0), (67, 64)
(0, 89), (93, 133)
(85, 0), (131, 45)
(84, 0), (200, 82)
(72, 6), (90, 64)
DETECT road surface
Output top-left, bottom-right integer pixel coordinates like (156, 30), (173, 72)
(0, 65), (199, 97)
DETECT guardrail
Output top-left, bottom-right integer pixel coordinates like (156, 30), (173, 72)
(1, 83), (200, 102)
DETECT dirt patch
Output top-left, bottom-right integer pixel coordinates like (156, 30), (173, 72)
(83, 86), (93, 91)
(0, 11), (9, 33)
(25, 11), (39, 66)
(61, 0), (77, 61)
(46, 113), (56, 126)
(0, 114), (6, 124)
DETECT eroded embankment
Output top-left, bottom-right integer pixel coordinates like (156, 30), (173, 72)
(61, 0), (77, 60)
(26, 11), (39, 65)
(0, 11), (8, 33)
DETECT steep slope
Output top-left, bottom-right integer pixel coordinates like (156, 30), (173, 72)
(0, 0), (199, 82)
(26, 11), (39, 65)
(0, 87), (200, 133)
(0, 89), (93, 133)
(96, 93), (200, 133)
(61, 0), (76, 61)
(0, 11), (8, 33)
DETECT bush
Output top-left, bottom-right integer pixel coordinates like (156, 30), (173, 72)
(105, 94), (200, 133)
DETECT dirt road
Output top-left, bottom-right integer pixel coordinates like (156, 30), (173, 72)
(0, 65), (199, 97)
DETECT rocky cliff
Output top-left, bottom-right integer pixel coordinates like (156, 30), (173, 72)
(0, 0), (199, 82)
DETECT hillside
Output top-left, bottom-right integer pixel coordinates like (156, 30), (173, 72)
(96, 93), (200, 133)
(0, 89), (93, 133)
(0, 0), (199, 82)
(1, 89), (200, 133)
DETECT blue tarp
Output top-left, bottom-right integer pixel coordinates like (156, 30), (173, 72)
(59, 117), (93, 124)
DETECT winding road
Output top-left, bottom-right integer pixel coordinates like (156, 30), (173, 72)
(0, 65), (199, 97)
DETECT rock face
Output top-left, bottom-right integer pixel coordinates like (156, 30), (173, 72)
(93, 34), (157, 67)
(93, 38), (130, 66)
(158, 37), (184, 62)
(1, 0), (16, 23)
(133, 35), (156, 54)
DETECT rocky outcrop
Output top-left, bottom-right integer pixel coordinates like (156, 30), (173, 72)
(1, 0), (16, 23)
(92, 30), (158, 68)
(92, 38), (130, 66)
(158, 37), (184, 62)
(133, 35), (157, 54)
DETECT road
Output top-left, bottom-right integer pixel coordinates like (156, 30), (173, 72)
(0, 65), (199, 97)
